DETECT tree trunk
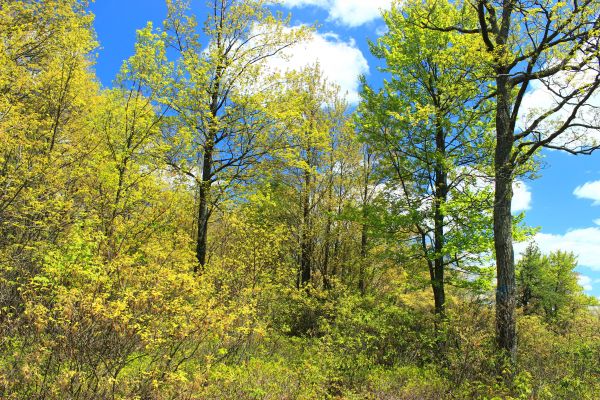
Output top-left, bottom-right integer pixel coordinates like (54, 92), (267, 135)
(359, 173), (368, 295)
(432, 213), (446, 316)
(359, 148), (371, 295)
(432, 123), (447, 317)
(195, 59), (221, 272)
(195, 143), (213, 272)
(323, 148), (335, 290)
(300, 168), (312, 287)
(331, 167), (344, 280)
(494, 73), (517, 361)
(323, 194), (332, 289)
(359, 220), (367, 295)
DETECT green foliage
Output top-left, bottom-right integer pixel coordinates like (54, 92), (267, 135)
(517, 243), (597, 326)
(358, 0), (500, 315)
(0, 0), (598, 399)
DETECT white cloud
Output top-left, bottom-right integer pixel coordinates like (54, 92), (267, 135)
(512, 181), (532, 212)
(594, 218), (600, 225)
(282, 0), (321, 5)
(578, 274), (593, 292)
(517, 58), (600, 151)
(281, 0), (392, 27)
(515, 227), (600, 271)
(453, 170), (530, 213)
(265, 29), (369, 104)
(574, 180), (600, 205)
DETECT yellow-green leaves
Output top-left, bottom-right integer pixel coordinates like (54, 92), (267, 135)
(359, 0), (498, 306)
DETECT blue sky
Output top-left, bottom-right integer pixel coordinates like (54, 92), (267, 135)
(90, 0), (600, 297)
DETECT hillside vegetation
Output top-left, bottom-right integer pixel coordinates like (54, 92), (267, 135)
(0, 1), (599, 399)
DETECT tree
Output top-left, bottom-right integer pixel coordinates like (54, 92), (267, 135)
(516, 242), (544, 314)
(418, 0), (600, 359)
(359, 0), (495, 318)
(0, 0), (98, 315)
(357, 143), (379, 295)
(517, 243), (595, 325)
(89, 25), (174, 260)
(271, 65), (353, 288)
(154, 0), (306, 270)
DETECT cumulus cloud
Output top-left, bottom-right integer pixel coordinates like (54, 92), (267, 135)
(265, 29), (369, 104)
(514, 227), (600, 271)
(444, 167), (531, 214)
(512, 181), (532, 212)
(574, 180), (600, 205)
(578, 274), (593, 292)
(594, 218), (600, 225)
(281, 0), (392, 27)
(517, 59), (600, 151)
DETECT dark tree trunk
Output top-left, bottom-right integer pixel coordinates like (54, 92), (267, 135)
(359, 148), (371, 295)
(323, 149), (335, 290)
(331, 168), (344, 280)
(432, 261), (445, 316)
(494, 73), (517, 361)
(432, 122), (447, 317)
(323, 214), (331, 289)
(323, 194), (332, 289)
(432, 203), (446, 316)
(300, 168), (312, 287)
(195, 61), (221, 272)
(195, 144), (213, 272)
(359, 173), (368, 295)
(359, 220), (367, 295)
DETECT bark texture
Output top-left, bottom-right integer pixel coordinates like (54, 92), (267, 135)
(494, 73), (517, 361)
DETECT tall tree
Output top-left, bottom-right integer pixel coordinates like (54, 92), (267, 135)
(417, 0), (600, 359)
(359, 0), (495, 317)
(517, 243), (595, 324)
(154, 0), (305, 270)
(357, 143), (379, 295)
(275, 66), (351, 288)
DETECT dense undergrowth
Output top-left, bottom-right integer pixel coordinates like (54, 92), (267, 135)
(1, 219), (598, 399)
